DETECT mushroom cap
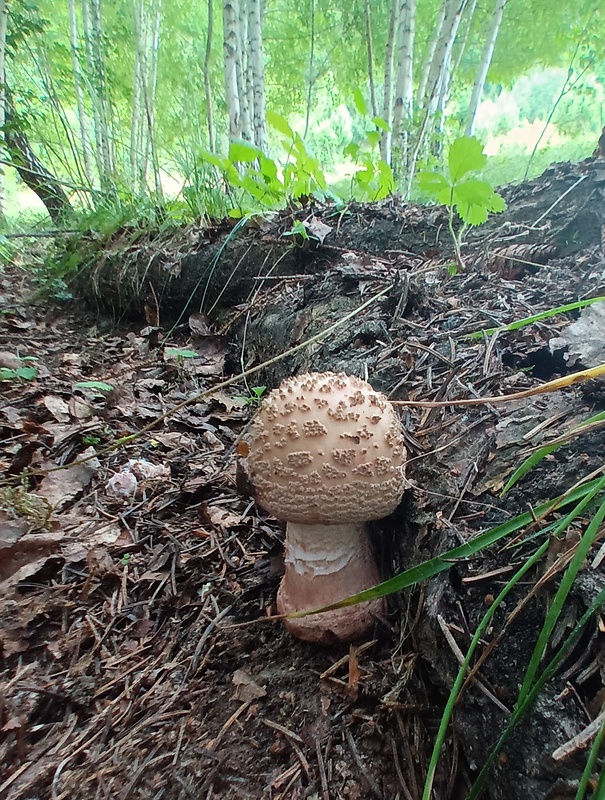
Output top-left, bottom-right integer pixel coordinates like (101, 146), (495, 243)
(246, 372), (406, 524)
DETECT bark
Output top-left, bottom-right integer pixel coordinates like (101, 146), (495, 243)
(82, 0), (115, 190)
(248, 0), (267, 153)
(223, 0), (241, 142)
(235, 0), (252, 141)
(464, 0), (508, 136)
(416, 0), (446, 106)
(405, 0), (467, 196)
(132, 0), (162, 196)
(363, 0), (377, 119)
(392, 0), (416, 176)
(67, 0), (94, 187)
(204, 0), (216, 151)
(380, 0), (400, 163)
(4, 93), (73, 224)
(0, 0), (8, 221)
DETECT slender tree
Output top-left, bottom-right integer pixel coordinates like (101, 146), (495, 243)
(392, 0), (416, 174)
(67, 0), (94, 187)
(204, 0), (216, 151)
(465, 0), (509, 136)
(0, 0), (8, 221)
(236, 0), (252, 141)
(223, 0), (241, 142)
(248, 0), (267, 152)
(363, 0), (377, 119)
(380, 0), (400, 163)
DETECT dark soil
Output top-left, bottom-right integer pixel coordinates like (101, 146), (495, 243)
(1, 156), (605, 800)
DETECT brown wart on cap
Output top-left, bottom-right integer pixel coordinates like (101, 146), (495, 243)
(245, 371), (407, 643)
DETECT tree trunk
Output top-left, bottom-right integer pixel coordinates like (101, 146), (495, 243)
(416, 0), (446, 107)
(236, 0), (252, 141)
(4, 92), (73, 224)
(248, 0), (267, 153)
(204, 0), (216, 151)
(392, 0), (416, 176)
(0, 0), (8, 222)
(67, 0), (94, 188)
(303, 0), (316, 138)
(465, 0), (508, 136)
(223, 0), (241, 142)
(363, 0), (377, 119)
(380, 0), (400, 163)
(82, 0), (115, 190)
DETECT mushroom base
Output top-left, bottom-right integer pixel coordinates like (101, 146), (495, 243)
(276, 522), (386, 643)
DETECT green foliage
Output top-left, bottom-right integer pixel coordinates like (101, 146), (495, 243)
(234, 385), (267, 407)
(417, 136), (506, 226)
(344, 95), (394, 201)
(0, 364), (38, 381)
(74, 380), (113, 393)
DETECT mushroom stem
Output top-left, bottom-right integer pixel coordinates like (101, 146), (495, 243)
(277, 522), (385, 642)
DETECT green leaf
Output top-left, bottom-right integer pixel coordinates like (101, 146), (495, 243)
(197, 148), (226, 170)
(165, 348), (197, 359)
(453, 179), (506, 225)
(75, 380), (113, 392)
(344, 141), (359, 159)
(417, 170), (453, 205)
(365, 130), (381, 147)
(353, 89), (367, 117)
(229, 139), (263, 163)
(371, 116), (391, 132)
(267, 110), (294, 139)
(448, 136), (487, 183)
(15, 366), (38, 380)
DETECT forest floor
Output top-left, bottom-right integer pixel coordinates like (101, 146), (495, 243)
(1, 156), (605, 800)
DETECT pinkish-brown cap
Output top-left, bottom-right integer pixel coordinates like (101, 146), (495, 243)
(246, 372), (406, 524)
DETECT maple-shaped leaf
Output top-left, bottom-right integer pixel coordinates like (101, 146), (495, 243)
(448, 136), (487, 183)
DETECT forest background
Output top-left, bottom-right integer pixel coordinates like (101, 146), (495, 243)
(1, 0), (603, 230)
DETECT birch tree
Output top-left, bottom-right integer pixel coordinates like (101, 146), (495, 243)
(81, 0), (115, 190)
(248, 0), (267, 153)
(465, 0), (509, 136)
(392, 0), (416, 174)
(223, 0), (241, 142)
(204, 0), (216, 151)
(363, 0), (377, 119)
(67, 0), (94, 187)
(236, 0), (252, 141)
(131, 0), (163, 195)
(380, 0), (400, 163)
(0, 0), (8, 220)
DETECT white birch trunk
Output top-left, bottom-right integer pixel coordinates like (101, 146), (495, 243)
(380, 0), (400, 163)
(303, 0), (316, 138)
(392, 0), (416, 174)
(223, 0), (241, 142)
(465, 0), (508, 136)
(416, 0), (446, 106)
(236, 0), (252, 141)
(363, 0), (377, 118)
(67, 0), (94, 187)
(0, 0), (8, 219)
(248, 0), (267, 152)
(204, 0), (216, 151)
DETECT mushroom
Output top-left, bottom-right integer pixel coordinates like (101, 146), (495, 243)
(245, 372), (407, 643)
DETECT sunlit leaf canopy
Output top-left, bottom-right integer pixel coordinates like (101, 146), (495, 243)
(3, 0), (604, 221)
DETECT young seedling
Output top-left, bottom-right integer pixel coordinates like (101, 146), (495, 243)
(417, 136), (506, 270)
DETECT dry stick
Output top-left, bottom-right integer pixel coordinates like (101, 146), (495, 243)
(392, 364), (605, 408)
(17, 283), (393, 478)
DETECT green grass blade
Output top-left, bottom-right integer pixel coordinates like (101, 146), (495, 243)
(502, 411), (605, 496)
(287, 478), (605, 618)
(574, 713), (605, 800)
(422, 537), (551, 800)
(465, 296), (605, 340)
(516, 483), (605, 707)
(467, 581), (605, 799)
